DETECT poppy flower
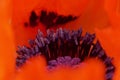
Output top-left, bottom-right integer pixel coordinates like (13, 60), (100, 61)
(0, 0), (119, 80)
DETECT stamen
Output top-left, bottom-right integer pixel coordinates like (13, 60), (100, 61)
(16, 28), (115, 80)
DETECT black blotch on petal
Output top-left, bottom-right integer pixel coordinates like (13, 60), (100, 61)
(55, 15), (77, 25)
(25, 10), (78, 28)
(29, 11), (38, 27)
(39, 10), (78, 28)
(40, 10), (57, 28)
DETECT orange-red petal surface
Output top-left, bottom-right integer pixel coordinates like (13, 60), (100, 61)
(16, 56), (46, 80)
(96, 1), (120, 79)
(0, 0), (15, 80)
(104, 0), (120, 28)
(95, 28), (120, 80)
(16, 57), (105, 80)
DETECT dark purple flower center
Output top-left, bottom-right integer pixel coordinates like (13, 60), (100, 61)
(16, 28), (115, 80)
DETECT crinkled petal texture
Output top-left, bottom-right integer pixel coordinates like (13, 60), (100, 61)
(12, 0), (110, 47)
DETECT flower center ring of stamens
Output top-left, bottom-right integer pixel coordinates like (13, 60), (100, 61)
(16, 28), (115, 80)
